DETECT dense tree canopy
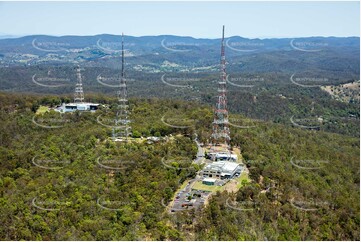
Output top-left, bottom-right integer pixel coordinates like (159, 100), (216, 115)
(0, 92), (359, 240)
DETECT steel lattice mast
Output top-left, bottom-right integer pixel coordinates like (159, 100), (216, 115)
(211, 25), (230, 148)
(112, 33), (132, 141)
(74, 66), (84, 103)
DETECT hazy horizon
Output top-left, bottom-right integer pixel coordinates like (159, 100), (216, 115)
(0, 1), (359, 39)
(0, 33), (360, 40)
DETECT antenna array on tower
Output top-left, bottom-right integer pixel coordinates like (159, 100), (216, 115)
(74, 66), (84, 103)
(112, 33), (132, 141)
(211, 25), (231, 148)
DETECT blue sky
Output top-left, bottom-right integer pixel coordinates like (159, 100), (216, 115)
(0, 1), (359, 38)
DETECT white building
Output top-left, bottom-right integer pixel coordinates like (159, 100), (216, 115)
(201, 161), (242, 179)
(207, 152), (237, 161)
(215, 152), (237, 161)
(55, 102), (100, 113)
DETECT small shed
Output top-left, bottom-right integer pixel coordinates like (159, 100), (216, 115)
(202, 178), (216, 186)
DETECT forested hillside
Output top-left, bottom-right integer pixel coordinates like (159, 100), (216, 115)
(0, 35), (359, 141)
(0, 93), (359, 240)
(0, 65), (359, 138)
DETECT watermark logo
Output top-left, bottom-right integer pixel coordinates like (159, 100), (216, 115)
(290, 115), (321, 130)
(161, 198), (169, 208)
(97, 197), (133, 211)
(161, 39), (196, 52)
(96, 39), (134, 53)
(290, 158), (329, 170)
(228, 117), (257, 129)
(32, 74), (70, 88)
(97, 74), (135, 88)
(32, 156), (70, 170)
(226, 74), (264, 88)
(322, 116), (359, 125)
(32, 197), (69, 211)
(161, 74), (200, 88)
(97, 74), (122, 88)
(96, 114), (128, 129)
(161, 113), (196, 129)
(225, 197), (257, 211)
(226, 37), (264, 52)
(290, 39), (328, 52)
(161, 157), (194, 170)
(96, 157), (135, 170)
(32, 38), (70, 52)
(290, 73), (328, 88)
(32, 114), (69, 129)
(290, 198), (329, 211)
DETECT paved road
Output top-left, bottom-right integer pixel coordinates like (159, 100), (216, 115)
(194, 138), (205, 165)
(168, 135), (210, 212)
(170, 179), (197, 211)
(170, 178), (211, 212)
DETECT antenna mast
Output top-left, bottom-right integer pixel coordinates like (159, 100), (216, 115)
(113, 33), (132, 141)
(211, 25), (230, 149)
(74, 66), (84, 103)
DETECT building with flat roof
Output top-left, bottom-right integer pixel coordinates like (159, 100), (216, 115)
(200, 161), (242, 179)
(202, 178), (216, 185)
(216, 152), (237, 161)
(54, 67), (100, 113)
(55, 102), (99, 113)
(206, 152), (237, 161)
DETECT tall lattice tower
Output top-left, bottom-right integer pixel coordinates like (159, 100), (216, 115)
(211, 25), (230, 148)
(74, 66), (84, 103)
(112, 33), (132, 141)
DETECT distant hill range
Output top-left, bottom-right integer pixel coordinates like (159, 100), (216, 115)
(0, 34), (22, 39)
(0, 34), (359, 137)
(0, 34), (359, 76)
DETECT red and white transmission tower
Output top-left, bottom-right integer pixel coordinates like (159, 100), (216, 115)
(74, 66), (84, 103)
(211, 25), (230, 149)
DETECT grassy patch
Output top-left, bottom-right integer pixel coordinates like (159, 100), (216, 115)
(192, 170), (250, 192)
(192, 181), (224, 192)
(235, 171), (250, 189)
(36, 105), (49, 115)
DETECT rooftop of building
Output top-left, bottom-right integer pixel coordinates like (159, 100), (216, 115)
(204, 161), (241, 173)
(203, 177), (217, 183)
(62, 102), (100, 106)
